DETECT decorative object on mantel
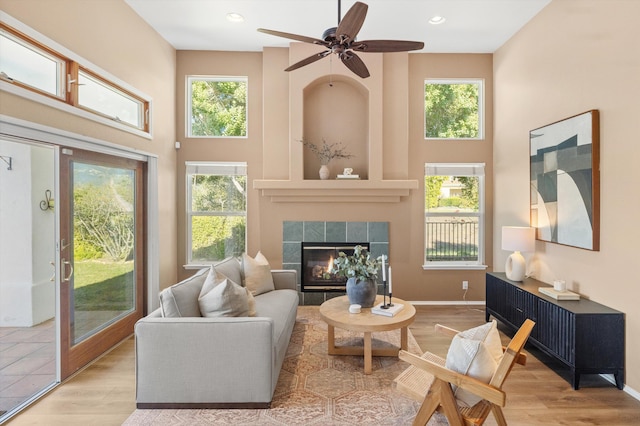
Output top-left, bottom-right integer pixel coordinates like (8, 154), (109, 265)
(530, 110), (600, 251)
(501, 226), (535, 282)
(257, 1), (424, 79)
(337, 167), (360, 179)
(333, 245), (381, 307)
(299, 138), (353, 180)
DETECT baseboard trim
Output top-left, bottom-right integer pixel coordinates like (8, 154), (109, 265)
(408, 300), (486, 306)
(600, 374), (640, 401)
(136, 402), (271, 409)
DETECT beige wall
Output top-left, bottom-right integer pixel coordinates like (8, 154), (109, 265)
(494, 0), (640, 392)
(0, 0), (178, 289)
(176, 48), (494, 303)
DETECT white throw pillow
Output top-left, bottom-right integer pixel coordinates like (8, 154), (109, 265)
(444, 320), (503, 407)
(159, 267), (210, 317)
(241, 251), (275, 296)
(198, 268), (253, 317)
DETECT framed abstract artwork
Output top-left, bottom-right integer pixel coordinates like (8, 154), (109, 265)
(530, 110), (600, 251)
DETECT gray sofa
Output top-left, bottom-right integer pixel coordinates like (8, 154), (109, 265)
(135, 259), (298, 408)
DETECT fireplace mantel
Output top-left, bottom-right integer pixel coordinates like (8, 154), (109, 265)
(253, 179), (418, 203)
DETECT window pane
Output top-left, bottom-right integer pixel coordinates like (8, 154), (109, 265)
(78, 71), (143, 128)
(0, 30), (63, 96)
(191, 216), (246, 262)
(190, 174), (247, 212)
(189, 78), (247, 137)
(425, 176), (479, 213)
(424, 81), (480, 139)
(425, 216), (479, 262)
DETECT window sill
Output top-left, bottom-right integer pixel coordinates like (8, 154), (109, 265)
(422, 264), (488, 271)
(184, 264), (213, 270)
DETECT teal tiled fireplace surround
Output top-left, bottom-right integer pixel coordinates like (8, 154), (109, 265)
(282, 221), (389, 305)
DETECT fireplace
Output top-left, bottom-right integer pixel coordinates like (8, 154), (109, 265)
(301, 242), (369, 292)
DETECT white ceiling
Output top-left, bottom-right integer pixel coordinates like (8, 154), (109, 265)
(124, 0), (551, 53)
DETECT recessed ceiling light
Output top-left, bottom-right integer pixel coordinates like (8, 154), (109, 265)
(226, 12), (245, 23)
(428, 15), (446, 25)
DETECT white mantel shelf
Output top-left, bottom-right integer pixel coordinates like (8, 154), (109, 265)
(253, 179), (419, 203)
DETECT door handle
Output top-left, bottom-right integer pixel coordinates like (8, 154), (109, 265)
(61, 258), (74, 282)
(60, 238), (71, 252)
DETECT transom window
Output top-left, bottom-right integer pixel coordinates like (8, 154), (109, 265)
(424, 163), (486, 270)
(186, 162), (247, 264)
(187, 76), (248, 138)
(0, 26), (65, 98)
(0, 18), (150, 135)
(424, 79), (483, 140)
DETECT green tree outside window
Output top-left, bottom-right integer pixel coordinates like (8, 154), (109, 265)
(190, 78), (247, 137)
(424, 81), (481, 139)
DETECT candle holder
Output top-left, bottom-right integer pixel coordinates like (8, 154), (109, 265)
(381, 280), (393, 309)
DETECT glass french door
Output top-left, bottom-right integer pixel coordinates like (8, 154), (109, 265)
(58, 147), (145, 379)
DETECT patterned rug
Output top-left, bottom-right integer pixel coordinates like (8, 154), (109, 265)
(123, 306), (446, 425)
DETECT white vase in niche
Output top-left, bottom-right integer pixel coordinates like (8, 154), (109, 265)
(319, 164), (330, 180)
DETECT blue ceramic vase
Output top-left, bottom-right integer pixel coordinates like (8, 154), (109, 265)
(346, 277), (377, 308)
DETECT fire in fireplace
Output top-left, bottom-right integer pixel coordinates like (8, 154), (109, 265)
(301, 242), (369, 292)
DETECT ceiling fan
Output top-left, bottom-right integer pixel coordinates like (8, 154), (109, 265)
(257, 0), (424, 79)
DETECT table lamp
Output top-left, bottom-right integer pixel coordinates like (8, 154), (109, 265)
(501, 226), (535, 281)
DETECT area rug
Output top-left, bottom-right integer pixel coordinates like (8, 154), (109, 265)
(123, 306), (446, 425)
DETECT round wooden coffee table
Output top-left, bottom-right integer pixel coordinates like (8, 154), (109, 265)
(319, 295), (416, 374)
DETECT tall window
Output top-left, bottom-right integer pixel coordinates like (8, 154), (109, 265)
(424, 163), (486, 269)
(424, 79), (483, 139)
(186, 162), (247, 264)
(187, 76), (248, 137)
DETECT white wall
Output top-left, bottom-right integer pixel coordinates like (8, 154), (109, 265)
(0, 139), (55, 326)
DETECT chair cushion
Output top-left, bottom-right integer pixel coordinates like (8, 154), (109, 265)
(241, 252), (275, 296)
(198, 268), (254, 317)
(445, 320), (503, 407)
(159, 267), (210, 317)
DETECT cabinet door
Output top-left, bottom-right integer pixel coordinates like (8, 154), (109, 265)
(537, 299), (575, 364)
(486, 274), (505, 314)
(509, 286), (537, 329)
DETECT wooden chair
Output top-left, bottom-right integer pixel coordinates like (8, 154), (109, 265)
(395, 319), (535, 426)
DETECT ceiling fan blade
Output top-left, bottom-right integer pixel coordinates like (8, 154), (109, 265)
(351, 40), (425, 53)
(285, 51), (330, 72)
(336, 1), (368, 42)
(340, 51), (370, 78)
(258, 28), (327, 46)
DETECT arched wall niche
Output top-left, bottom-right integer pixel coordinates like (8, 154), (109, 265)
(303, 74), (369, 179)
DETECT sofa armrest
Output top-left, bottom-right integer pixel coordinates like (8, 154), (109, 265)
(135, 316), (275, 405)
(271, 269), (297, 291)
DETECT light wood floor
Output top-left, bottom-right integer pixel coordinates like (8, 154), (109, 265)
(6, 305), (640, 425)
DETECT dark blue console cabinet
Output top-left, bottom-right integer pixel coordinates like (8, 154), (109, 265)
(486, 272), (624, 390)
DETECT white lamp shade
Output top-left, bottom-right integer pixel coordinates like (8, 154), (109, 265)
(501, 226), (535, 253)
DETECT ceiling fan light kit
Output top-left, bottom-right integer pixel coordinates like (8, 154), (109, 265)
(258, 1), (424, 78)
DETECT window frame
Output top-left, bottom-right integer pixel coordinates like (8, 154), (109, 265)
(423, 163), (487, 270)
(0, 13), (151, 137)
(186, 75), (248, 139)
(185, 161), (248, 267)
(424, 78), (484, 140)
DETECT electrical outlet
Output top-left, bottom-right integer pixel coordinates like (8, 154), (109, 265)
(462, 280), (469, 290)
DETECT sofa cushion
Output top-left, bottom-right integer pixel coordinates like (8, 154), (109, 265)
(242, 252), (275, 296)
(213, 256), (243, 285)
(198, 268), (254, 317)
(444, 320), (503, 407)
(159, 267), (209, 317)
